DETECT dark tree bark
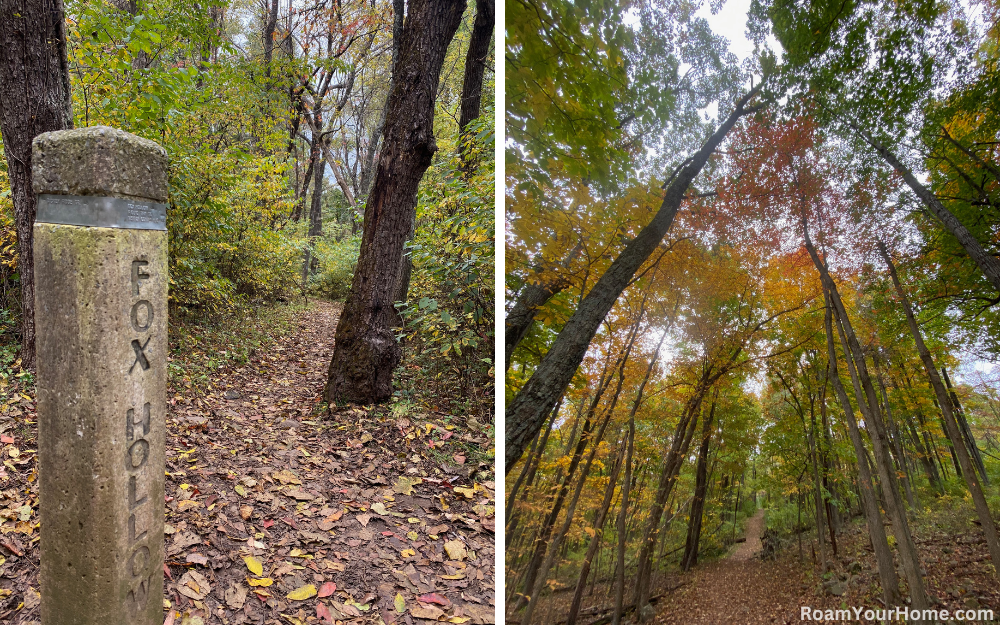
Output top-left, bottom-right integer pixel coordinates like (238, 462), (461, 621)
(325, 0), (466, 403)
(458, 0), (493, 133)
(505, 278), (566, 371)
(0, 0), (73, 369)
(680, 394), (717, 571)
(876, 240), (1000, 570)
(263, 0), (280, 72)
(505, 85), (763, 471)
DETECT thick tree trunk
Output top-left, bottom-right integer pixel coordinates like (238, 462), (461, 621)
(505, 86), (763, 471)
(822, 290), (903, 608)
(876, 240), (1000, 571)
(681, 395), (717, 571)
(0, 0), (73, 369)
(325, 0), (466, 403)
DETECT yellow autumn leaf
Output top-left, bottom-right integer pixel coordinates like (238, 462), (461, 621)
(244, 555), (263, 576)
(400, 548), (415, 557)
(248, 577), (273, 587)
(394, 593), (406, 613)
(286, 584), (317, 601)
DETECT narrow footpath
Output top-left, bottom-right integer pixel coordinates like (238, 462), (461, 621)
(654, 509), (806, 624)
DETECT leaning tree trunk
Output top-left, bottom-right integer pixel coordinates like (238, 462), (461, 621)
(505, 85), (763, 471)
(0, 0), (73, 369)
(806, 222), (929, 616)
(876, 240), (1000, 571)
(942, 366), (989, 485)
(849, 121), (1000, 294)
(822, 290), (903, 608)
(325, 0), (466, 404)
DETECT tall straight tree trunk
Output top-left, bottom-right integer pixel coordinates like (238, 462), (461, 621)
(876, 368), (917, 509)
(566, 440), (626, 625)
(513, 315), (641, 613)
(458, 0), (493, 133)
(302, 149), (325, 282)
(505, 86), (763, 471)
(802, 213), (929, 616)
(822, 289), (903, 608)
(876, 240), (1000, 571)
(632, 384), (707, 617)
(681, 393), (717, 571)
(942, 367), (989, 485)
(325, 0), (466, 403)
(611, 412), (635, 625)
(0, 0), (73, 369)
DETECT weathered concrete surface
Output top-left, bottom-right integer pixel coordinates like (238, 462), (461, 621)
(33, 127), (167, 625)
(32, 126), (168, 202)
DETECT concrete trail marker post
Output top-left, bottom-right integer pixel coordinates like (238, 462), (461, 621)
(32, 126), (168, 624)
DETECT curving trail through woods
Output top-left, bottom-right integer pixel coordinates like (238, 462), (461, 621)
(654, 509), (806, 624)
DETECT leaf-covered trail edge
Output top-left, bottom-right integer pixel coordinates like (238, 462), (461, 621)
(0, 300), (496, 625)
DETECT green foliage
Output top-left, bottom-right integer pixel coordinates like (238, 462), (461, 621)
(309, 235), (362, 301)
(399, 113), (495, 397)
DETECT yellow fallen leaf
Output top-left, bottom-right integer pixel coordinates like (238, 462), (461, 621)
(441, 573), (465, 580)
(443, 540), (467, 561)
(286, 584), (317, 601)
(178, 500), (200, 510)
(394, 593), (406, 613)
(407, 531), (419, 541)
(453, 487), (475, 499)
(288, 548), (313, 559)
(447, 617), (471, 623)
(244, 555), (263, 576)
(248, 577), (273, 587)
(400, 548), (415, 557)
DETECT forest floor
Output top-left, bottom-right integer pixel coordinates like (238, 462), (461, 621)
(0, 300), (496, 625)
(538, 501), (999, 625)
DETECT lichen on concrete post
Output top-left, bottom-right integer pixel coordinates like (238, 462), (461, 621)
(32, 126), (168, 625)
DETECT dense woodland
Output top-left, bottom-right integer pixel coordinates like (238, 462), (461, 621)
(505, 0), (1000, 621)
(0, 0), (495, 409)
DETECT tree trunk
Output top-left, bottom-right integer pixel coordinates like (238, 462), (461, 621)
(0, 0), (73, 369)
(566, 442), (625, 625)
(302, 148), (325, 282)
(458, 0), (493, 169)
(325, 0), (466, 404)
(822, 288), (903, 608)
(681, 394), (717, 571)
(632, 385), (706, 617)
(850, 122), (1000, 294)
(263, 0), (280, 72)
(876, 240), (1000, 571)
(505, 278), (565, 371)
(942, 366), (989, 485)
(504, 86), (763, 471)
(611, 411), (635, 625)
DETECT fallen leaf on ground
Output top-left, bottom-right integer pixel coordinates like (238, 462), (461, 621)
(394, 593), (406, 613)
(318, 581), (337, 597)
(244, 555), (263, 576)
(225, 583), (248, 609)
(411, 604), (446, 620)
(185, 553), (208, 566)
(418, 593), (450, 606)
(394, 475), (422, 495)
(443, 540), (467, 561)
(287, 584), (317, 601)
